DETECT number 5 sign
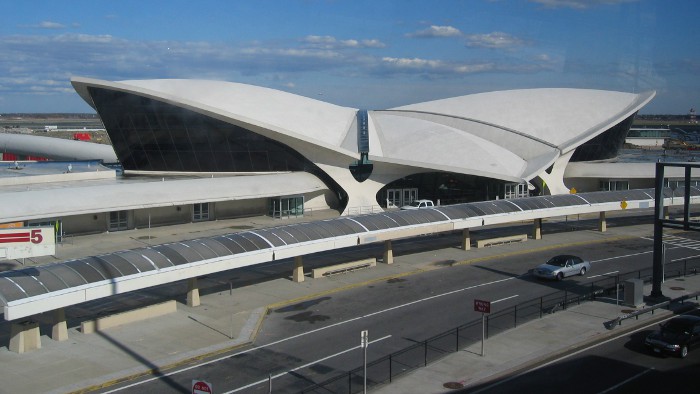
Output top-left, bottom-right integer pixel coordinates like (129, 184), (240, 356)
(0, 227), (55, 260)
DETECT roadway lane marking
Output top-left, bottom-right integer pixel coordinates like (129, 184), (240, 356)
(587, 271), (619, 279)
(225, 335), (392, 393)
(362, 276), (517, 318)
(105, 276), (518, 392)
(592, 251), (651, 263)
(492, 295), (518, 303)
(597, 368), (654, 394)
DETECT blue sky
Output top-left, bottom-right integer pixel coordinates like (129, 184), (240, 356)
(0, 0), (697, 114)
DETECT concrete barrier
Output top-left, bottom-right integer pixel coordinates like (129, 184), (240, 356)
(81, 300), (177, 334)
(312, 258), (377, 278)
(476, 234), (527, 248)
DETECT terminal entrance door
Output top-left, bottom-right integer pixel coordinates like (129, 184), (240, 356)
(386, 188), (418, 208)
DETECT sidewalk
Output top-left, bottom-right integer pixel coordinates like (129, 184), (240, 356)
(373, 277), (700, 394)
(0, 214), (695, 393)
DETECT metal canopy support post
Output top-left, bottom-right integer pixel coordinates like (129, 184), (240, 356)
(651, 162), (665, 298)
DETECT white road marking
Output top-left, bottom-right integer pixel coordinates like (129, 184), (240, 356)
(225, 335), (392, 393)
(592, 251), (650, 263)
(588, 271), (619, 279)
(105, 276), (519, 392)
(597, 368), (654, 394)
(492, 295), (519, 303)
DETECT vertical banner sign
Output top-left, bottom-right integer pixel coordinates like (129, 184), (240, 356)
(0, 227), (55, 260)
(192, 380), (212, 394)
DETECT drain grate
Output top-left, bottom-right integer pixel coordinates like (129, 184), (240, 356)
(670, 286), (686, 291)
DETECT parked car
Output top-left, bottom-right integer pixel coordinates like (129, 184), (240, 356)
(400, 199), (434, 210)
(645, 315), (700, 358)
(533, 254), (591, 280)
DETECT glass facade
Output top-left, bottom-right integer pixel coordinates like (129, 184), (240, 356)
(90, 87), (315, 173)
(570, 113), (636, 162)
(377, 172), (513, 206)
(87, 87), (348, 209)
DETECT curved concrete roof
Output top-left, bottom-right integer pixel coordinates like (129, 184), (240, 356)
(0, 133), (118, 163)
(382, 88), (655, 180)
(71, 77), (655, 183)
(72, 77), (358, 157)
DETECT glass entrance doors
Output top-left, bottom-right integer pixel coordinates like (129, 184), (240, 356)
(269, 196), (305, 218)
(109, 210), (128, 231)
(385, 188), (418, 208)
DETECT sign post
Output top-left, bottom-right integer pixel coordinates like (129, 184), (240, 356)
(361, 329), (369, 394)
(474, 299), (491, 357)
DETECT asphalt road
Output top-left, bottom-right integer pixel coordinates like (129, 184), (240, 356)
(463, 311), (700, 394)
(100, 227), (700, 394)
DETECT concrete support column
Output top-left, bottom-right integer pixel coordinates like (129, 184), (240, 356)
(533, 218), (542, 240)
(9, 320), (41, 353)
(663, 205), (669, 219)
(599, 211), (607, 232)
(461, 229), (471, 251)
(293, 256), (305, 283)
(51, 308), (68, 341)
(187, 278), (201, 307)
(383, 240), (394, 264)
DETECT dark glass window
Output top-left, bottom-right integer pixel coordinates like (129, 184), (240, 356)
(87, 86), (348, 209)
(570, 113), (636, 162)
(88, 87), (311, 173)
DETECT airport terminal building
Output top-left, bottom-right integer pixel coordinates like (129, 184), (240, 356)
(0, 77), (666, 235)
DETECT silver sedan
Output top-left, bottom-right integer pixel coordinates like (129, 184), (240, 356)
(533, 254), (591, 281)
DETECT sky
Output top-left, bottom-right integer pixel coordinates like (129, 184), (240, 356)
(0, 0), (697, 114)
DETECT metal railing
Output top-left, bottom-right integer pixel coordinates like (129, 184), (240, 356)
(344, 205), (383, 216)
(297, 257), (700, 394)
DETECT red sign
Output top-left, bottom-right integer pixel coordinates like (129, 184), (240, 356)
(474, 299), (491, 314)
(192, 380), (212, 394)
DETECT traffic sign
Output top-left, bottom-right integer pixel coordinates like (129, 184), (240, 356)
(474, 299), (491, 313)
(192, 380), (212, 394)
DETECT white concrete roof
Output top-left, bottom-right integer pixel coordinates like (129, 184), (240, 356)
(0, 172), (326, 222)
(0, 133), (118, 163)
(71, 77), (655, 183)
(72, 77), (358, 156)
(382, 88), (655, 181)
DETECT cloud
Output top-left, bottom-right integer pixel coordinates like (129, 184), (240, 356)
(37, 21), (67, 29)
(381, 57), (495, 75)
(465, 32), (527, 49)
(529, 0), (640, 9)
(406, 25), (462, 38)
(379, 54), (558, 77)
(302, 35), (386, 49)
